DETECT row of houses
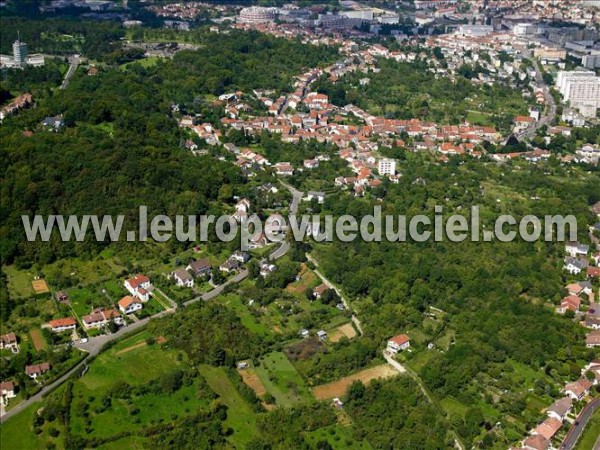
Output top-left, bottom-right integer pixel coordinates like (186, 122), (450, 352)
(514, 361), (599, 450)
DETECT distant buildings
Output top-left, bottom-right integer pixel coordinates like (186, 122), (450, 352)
(238, 6), (277, 24)
(0, 39), (44, 69)
(556, 70), (600, 118)
(378, 159), (396, 176)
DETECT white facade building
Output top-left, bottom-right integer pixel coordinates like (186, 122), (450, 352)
(556, 70), (600, 118)
(378, 159), (396, 176)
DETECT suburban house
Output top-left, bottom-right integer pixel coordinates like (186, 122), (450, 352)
(0, 332), (19, 353)
(587, 267), (600, 279)
(55, 291), (69, 303)
(563, 257), (588, 275)
(546, 396), (572, 421)
(124, 274), (151, 301)
(563, 378), (593, 400)
(586, 330), (600, 347)
(186, 259), (212, 277)
(118, 296), (143, 315)
(259, 260), (276, 277)
(274, 162), (293, 176)
(25, 362), (51, 379)
(530, 417), (562, 442)
(522, 434), (549, 450)
(0, 380), (16, 403)
(566, 281), (593, 297)
(565, 241), (589, 257)
(387, 334), (411, 354)
(313, 283), (329, 299)
(82, 308), (119, 329)
(220, 258), (240, 273)
(48, 317), (77, 333)
(231, 251), (250, 263)
(557, 295), (581, 314)
(172, 268), (194, 288)
(306, 191), (326, 204)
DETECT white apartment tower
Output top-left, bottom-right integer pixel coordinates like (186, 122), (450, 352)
(12, 40), (27, 67)
(378, 159), (396, 176)
(556, 70), (600, 118)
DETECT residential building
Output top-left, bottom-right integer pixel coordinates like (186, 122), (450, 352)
(82, 308), (119, 329)
(387, 334), (411, 354)
(48, 317), (77, 333)
(586, 330), (600, 347)
(0, 381), (16, 402)
(172, 268), (194, 288)
(563, 378), (593, 400)
(118, 296), (143, 315)
(187, 258), (212, 277)
(124, 274), (151, 301)
(25, 362), (50, 379)
(0, 332), (19, 353)
(556, 71), (600, 118)
(378, 158), (396, 176)
(546, 396), (572, 421)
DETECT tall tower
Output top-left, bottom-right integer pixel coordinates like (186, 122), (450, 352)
(13, 37), (27, 68)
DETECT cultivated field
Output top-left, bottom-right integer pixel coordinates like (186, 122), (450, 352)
(238, 368), (267, 397)
(329, 323), (357, 343)
(30, 329), (47, 351)
(312, 365), (399, 400)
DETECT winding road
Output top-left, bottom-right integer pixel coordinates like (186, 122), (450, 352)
(517, 53), (557, 142)
(0, 182), (304, 424)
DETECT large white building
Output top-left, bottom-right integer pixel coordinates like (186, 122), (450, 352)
(12, 40), (27, 67)
(238, 6), (278, 24)
(0, 39), (44, 69)
(378, 159), (396, 176)
(556, 70), (600, 118)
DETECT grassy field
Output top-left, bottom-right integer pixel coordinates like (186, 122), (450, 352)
(574, 407), (600, 450)
(304, 424), (373, 450)
(0, 403), (63, 450)
(78, 332), (186, 391)
(200, 364), (259, 448)
(2, 265), (35, 298)
(254, 351), (312, 407)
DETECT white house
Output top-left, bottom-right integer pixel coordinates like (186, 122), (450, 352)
(48, 317), (77, 333)
(0, 333), (19, 353)
(387, 334), (410, 354)
(0, 381), (16, 402)
(172, 268), (194, 288)
(25, 363), (50, 379)
(564, 257), (588, 275)
(118, 296), (143, 315)
(124, 274), (151, 301)
(565, 242), (589, 257)
(546, 396), (572, 421)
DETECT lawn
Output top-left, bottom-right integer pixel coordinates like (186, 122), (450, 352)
(2, 265), (35, 298)
(0, 402), (66, 450)
(304, 424), (373, 450)
(79, 332), (186, 391)
(254, 351), (312, 407)
(200, 364), (259, 448)
(67, 286), (108, 318)
(440, 397), (469, 419)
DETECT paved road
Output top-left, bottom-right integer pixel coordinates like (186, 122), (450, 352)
(561, 396), (600, 450)
(0, 308), (176, 423)
(1, 183), (304, 424)
(60, 55), (80, 90)
(517, 54), (557, 142)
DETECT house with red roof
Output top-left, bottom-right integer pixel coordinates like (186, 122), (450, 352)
(124, 274), (151, 301)
(557, 295), (581, 314)
(25, 362), (51, 379)
(387, 334), (410, 354)
(118, 296), (143, 315)
(48, 317), (77, 333)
